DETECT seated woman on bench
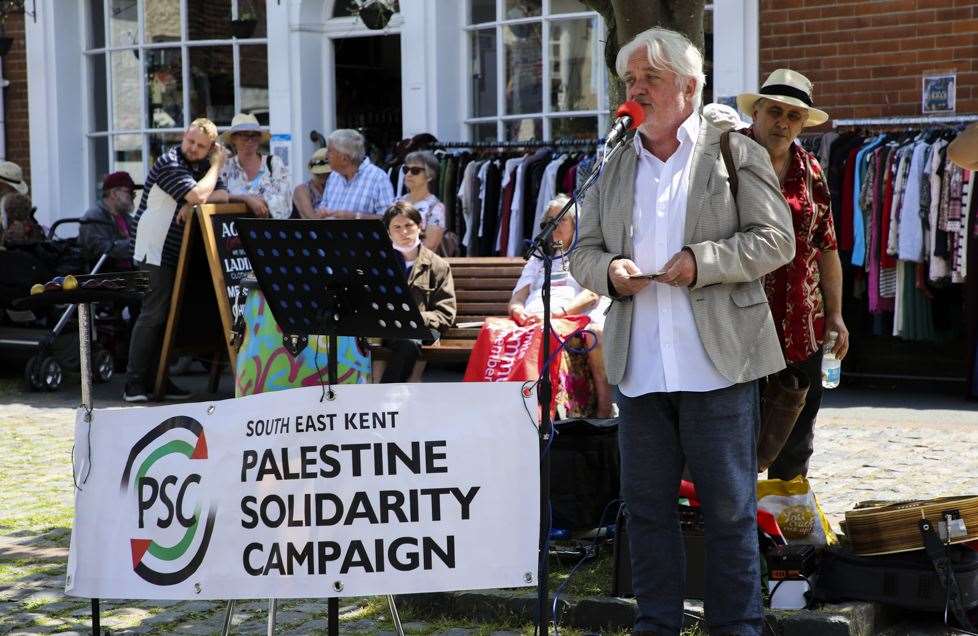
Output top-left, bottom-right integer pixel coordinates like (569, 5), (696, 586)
(379, 200), (457, 383)
(508, 194), (614, 418)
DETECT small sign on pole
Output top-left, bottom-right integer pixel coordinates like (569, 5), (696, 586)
(922, 73), (956, 114)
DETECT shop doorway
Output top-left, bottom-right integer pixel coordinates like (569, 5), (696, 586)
(333, 35), (402, 159)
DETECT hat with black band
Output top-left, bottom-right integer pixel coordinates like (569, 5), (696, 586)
(0, 161), (28, 195)
(736, 68), (829, 127)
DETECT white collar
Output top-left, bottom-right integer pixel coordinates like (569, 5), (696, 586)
(633, 111), (701, 157)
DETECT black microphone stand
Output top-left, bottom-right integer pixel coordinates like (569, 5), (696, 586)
(523, 133), (631, 635)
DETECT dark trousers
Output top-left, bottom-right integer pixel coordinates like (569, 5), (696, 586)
(767, 350), (823, 481)
(379, 338), (422, 383)
(125, 262), (174, 387)
(617, 382), (763, 636)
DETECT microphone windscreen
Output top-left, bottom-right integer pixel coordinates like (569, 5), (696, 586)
(615, 100), (645, 128)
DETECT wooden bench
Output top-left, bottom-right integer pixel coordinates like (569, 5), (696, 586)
(371, 256), (525, 378)
(425, 256), (526, 363)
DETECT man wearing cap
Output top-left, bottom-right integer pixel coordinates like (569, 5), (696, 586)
(293, 147), (331, 219)
(570, 27), (794, 636)
(79, 171), (138, 268)
(736, 69), (849, 481)
(124, 117), (229, 403)
(316, 129), (394, 219)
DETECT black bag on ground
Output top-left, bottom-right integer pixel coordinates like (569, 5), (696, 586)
(549, 418), (619, 531)
(812, 544), (978, 612)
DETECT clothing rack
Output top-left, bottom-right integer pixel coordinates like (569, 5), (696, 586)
(833, 114), (978, 128)
(432, 138), (602, 150)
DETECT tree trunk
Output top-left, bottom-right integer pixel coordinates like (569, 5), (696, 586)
(582, 0), (705, 111)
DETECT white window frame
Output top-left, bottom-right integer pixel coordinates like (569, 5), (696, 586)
(462, 0), (610, 142)
(82, 0), (270, 181)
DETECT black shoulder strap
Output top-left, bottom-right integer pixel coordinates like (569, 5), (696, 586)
(919, 518), (975, 631)
(266, 154), (274, 175)
(720, 130), (739, 199)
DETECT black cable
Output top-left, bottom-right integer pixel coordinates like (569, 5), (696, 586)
(550, 498), (623, 634)
(313, 337), (326, 402)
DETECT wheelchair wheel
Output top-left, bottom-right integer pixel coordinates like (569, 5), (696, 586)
(23, 355), (42, 391)
(38, 356), (64, 392)
(92, 347), (114, 383)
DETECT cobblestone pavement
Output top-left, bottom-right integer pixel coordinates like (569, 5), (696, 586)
(1, 371), (977, 634)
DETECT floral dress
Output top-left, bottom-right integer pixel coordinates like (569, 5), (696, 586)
(221, 154), (293, 219)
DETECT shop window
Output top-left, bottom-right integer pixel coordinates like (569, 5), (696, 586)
(84, 0), (268, 188)
(466, 1), (714, 142)
(465, 0), (606, 141)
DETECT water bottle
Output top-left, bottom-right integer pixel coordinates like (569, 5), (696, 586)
(821, 330), (841, 389)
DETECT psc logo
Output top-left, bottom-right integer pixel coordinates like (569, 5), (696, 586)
(120, 416), (216, 586)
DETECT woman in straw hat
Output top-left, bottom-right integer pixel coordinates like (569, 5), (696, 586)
(736, 68), (848, 481)
(292, 147), (331, 219)
(220, 112), (292, 219)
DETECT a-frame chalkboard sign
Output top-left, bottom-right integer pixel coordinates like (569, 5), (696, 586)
(153, 203), (253, 399)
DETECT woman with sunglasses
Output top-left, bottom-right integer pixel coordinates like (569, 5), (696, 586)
(399, 150), (449, 253)
(220, 113), (292, 219)
(292, 147), (332, 219)
(507, 194), (614, 417)
(378, 200), (457, 383)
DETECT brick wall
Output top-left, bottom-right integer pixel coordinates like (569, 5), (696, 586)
(3, 10), (29, 187)
(759, 0), (978, 122)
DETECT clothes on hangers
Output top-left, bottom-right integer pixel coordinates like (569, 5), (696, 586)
(817, 126), (974, 344)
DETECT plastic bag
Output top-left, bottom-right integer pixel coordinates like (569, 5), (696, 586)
(757, 476), (837, 546)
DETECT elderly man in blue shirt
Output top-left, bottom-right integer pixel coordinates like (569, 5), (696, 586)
(316, 129), (395, 220)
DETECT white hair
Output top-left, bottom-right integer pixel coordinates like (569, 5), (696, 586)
(544, 193), (578, 226)
(327, 129), (366, 164)
(615, 27), (706, 110)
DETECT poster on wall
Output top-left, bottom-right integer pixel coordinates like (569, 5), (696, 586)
(922, 73), (956, 114)
(271, 134), (291, 169)
(65, 382), (539, 600)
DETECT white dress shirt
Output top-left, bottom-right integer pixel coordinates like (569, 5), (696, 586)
(619, 113), (733, 397)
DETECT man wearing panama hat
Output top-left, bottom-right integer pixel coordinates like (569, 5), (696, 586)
(737, 69), (849, 481)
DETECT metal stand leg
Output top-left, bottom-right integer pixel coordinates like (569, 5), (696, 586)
(387, 595), (404, 636)
(79, 303), (93, 413)
(221, 600), (235, 635)
(328, 597), (339, 636)
(266, 598), (277, 635)
(80, 304), (100, 636)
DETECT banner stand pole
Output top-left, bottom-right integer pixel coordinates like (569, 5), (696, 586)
(221, 600), (235, 635)
(77, 303), (101, 636)
(267, 599), (277, 634)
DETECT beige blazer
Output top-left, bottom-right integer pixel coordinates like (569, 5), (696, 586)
(569, 118), (795, 386)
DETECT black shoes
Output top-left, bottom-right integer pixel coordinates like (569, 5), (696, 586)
(122, 382), (148, 403)
(123, 379), (192, 402)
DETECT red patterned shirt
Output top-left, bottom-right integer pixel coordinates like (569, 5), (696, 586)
(741, 128), (838, 364)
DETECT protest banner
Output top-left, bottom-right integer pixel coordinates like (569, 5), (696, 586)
(66, 382), (538, 600)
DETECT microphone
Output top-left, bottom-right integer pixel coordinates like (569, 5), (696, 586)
(605, 100), (645, 149)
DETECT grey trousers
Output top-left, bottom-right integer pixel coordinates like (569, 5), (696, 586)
(617, 381), (763, 636)
(125, 262), (175, 387)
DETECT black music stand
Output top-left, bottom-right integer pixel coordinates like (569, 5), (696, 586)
(236, 218), (429, 635)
